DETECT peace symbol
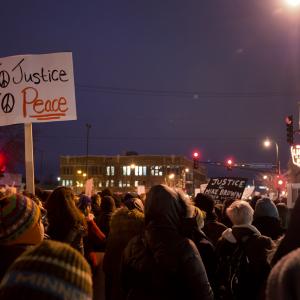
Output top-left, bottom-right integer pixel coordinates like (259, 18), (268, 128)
(1, 93), (15, 113)
(0, 71), (10, 88)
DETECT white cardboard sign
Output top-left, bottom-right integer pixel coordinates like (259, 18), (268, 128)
(0, 52), (77, 126)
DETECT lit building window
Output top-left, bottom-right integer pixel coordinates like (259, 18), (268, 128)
(62, 180), (66, 186)
(110, 180), (114, 187)
(98, 182), (102, 188)
(106, 180), (109, 187)
(106, 166), (115, 176)
(134, 166), (147, 176)
(119, 180), (122, 188)
(134, 180), (139, 187)
(123, 166), (131, 176)
(150, 166), (163, 176)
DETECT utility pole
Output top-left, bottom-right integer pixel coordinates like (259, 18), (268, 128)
(86, 123), (91, 178)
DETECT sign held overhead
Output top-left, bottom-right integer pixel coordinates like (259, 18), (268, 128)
(0, 52), (77, 126)
(204, 177), (248, 202)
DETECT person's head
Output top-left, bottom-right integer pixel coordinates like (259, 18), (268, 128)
(193, 206), (205, 230)
(266, 248), (300, 300)
(77, 194), (92, 216)
(226, 200), (254, 225)
(100, 188), (113, 198)
(194, 193), (215, 214)
(276, 203), (289, 230)
(254, 197), (279, 220)
(100, 196), (116, 213)
(91, 193), (101, 208)
(145, 185), (193, 229)
(123, 197), (144, 213)
(45, 187), (85, 237)
(250, 195), (261, 210)
(0, 240), (93, 300)
(0, 193), (44, 245)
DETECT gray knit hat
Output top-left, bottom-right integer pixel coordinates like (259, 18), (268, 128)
(254, 197), (279, 219)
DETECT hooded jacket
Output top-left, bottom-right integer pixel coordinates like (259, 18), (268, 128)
(103, 207), (145, 300)
(271, 195), (300, 266)
(216, 224), (274, 300)
(121, 185), (213, 300)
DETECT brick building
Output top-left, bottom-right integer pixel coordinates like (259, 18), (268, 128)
(60, 154), (207, 195)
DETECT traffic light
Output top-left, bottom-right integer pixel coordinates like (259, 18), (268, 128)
(193, 152), (199, 169)
(226, 159), (233, 171)
(286, 115), (294, 145)
(0, 152), (6, 177)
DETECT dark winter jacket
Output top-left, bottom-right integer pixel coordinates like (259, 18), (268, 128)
(203, 218), (228, 246)
(215, 224), (274, 300)
(271, 195), (300, 266)
(0, 244), (32, 281)
(103, 207), (145, 300)
(121, 185), (213, 300)
(181, 217), (217, 284)
(97, 196), (116, 236)
(252, 216), (283, 240)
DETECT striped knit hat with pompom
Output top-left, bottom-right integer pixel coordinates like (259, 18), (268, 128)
(0, 240), (93, 300)
(0, 193), (40, 244)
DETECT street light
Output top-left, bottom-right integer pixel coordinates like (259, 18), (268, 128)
(286, 0), (300, 7)
(263, 138), (280, 174)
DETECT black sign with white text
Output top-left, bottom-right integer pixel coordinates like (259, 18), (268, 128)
(204, 177), (247, 201)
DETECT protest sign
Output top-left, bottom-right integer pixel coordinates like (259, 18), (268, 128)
(204, 177), (247, 201)
(0, 52), (77, 125)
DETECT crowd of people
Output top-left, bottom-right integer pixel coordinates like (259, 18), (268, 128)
(0, 184), (298, 299)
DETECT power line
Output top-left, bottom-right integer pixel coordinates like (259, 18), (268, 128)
(76, 84), (297, 100)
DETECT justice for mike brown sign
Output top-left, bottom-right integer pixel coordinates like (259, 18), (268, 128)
(204, 177), (247, 201)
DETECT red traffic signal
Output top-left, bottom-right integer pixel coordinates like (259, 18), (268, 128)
(226, 158), (233, 171)
(193, 152), (199, 158)
(0, 152), (6, 176)
(192, 151), (200, 169)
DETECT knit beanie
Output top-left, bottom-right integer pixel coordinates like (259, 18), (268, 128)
(0, 194), (41, 245)
(266, 247), (300, 300)
(0, 240), (93, 300)
(254, 197), (279, 220)
(194, 193), (215, 213)
(124, 198), (144, 212)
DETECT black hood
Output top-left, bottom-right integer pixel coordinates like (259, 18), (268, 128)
(145, 185), (189, 231)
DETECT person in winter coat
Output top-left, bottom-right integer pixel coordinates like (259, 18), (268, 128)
(252, 197), (283, 240)
(103, 198), (145, 300)
(271, 195), (300, 266)
(0, 193), (44, 281)
(121, 184), (214, 300)
(77, 194), (106, 271)
(215, 200), (274, 300)
(266, 247), (300, 300)
(45, 186), (87, 255)
(181, 206), (217, 287)
(97, 195), (116, 236)
(194, 193), (227, 246)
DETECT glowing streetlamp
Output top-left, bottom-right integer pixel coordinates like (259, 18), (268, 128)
(263, 138), (280, 174)
(286, 0), (300, 7)
(77, 170), (82, 175)
(168, 173), (175, 180)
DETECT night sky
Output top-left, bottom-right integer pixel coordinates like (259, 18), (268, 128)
(0, 0), (299, 181)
